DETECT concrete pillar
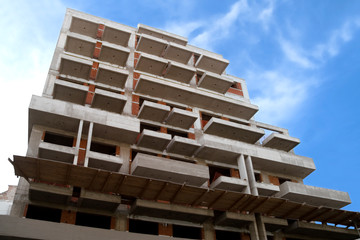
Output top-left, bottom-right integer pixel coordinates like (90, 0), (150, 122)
(249, 221), (260, 240)
(26, 125), (43, 157)
(245, 155), (258, 196)
(202, 221), (215, 240)
(84, 122), (94, 167)
(73, 119), (84, 165)
(9, 178), (29, 217)
(255, 213), (267, 240)
(119, 145), (131, 174)
(113, 214), (128, 231)
(237, 154), (250, 194)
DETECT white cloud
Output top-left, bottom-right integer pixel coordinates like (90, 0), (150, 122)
(0, 1), (65, 192)
(164, 21), (204, 38)
(278, 38), (315, 69)
(257, 0), (275, 30)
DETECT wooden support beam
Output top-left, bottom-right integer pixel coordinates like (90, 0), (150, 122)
(208, 191), (227, 209)
(191, 189), (209, 207)
(88, 170), (100, 189)
(8, 158), (29, 181)
(237, 196), (257, 212)
(36, 159), (40, 181)
(65, 164), (72, 185)
(101, 172), (112, 192)
(321, 210), (343, 224)
(248, 197), (269, 214)
(281, 203), (305, 218)
(155, 182), (168, 200)
(116, 175), (127, 193)
(266, 199), (288, 216)
(229, 194), (248, 211)
(306, 208), (332, 222)
(170, 183), (185, 203)
(139, 179), (152, 199)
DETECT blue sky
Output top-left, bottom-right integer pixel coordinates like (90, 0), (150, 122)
(0, 0), (359, 212)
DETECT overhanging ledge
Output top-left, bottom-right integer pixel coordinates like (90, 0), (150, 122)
(9, 155), (360, 228)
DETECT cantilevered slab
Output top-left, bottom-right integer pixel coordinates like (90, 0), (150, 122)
(210, 176), (248, 192)
(38, 142), (76, 164)
(137, 24), (188, 46)
(131, 153), (209, 186)
(166, 136), (201, 157)
(131, 199), (213, 223)
(137, 129), (172, 151)
(99, 44), (129, 66)
(275, 182), (351, 209)
(59, 57), (92, 79)
(262, 132), (300, 152)
(96, 65), (128, 89)
(198, 71), (234, 94)
(91, 88), (127, 114)
(256, 182), (280, 196)
(215, 212), (255, 228)
(29, 182), (72, 205)
(79, 189), (121, 212)
(195, 145), (239, 165)
(53, 79), (88, 105)
(69, 17), (98, 38)
(165, 108), (198, 129)
(163, 42), (193, 64)
(87, 151), (123, 172)
(164, 61), (195, 84)
(29, 95), (139, 144)
(284, 221), (359, 240)
(10, 156), (360, 227)
(203, 118), (265, 144)
(102, 26), (131, 47)
(136, 34), (168, 56)
(135, 75), (258, 120)
(261, 216), (288, 232)
(195, 54), (229, 75)
(138, 100), (171, 122)
(135, 53), (168, 76)
(65, 35), (95, 58)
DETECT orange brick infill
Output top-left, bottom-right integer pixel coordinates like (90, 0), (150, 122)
(157, 101), (166, 105)
(77, 149), (86, 166)
(201, 120), (208, 129)
(134, 52), (140, 59)
(133, 72), (140, 79)
(268, 175), (280, 186)
(111, 216), (116, 230)
(241, 233), (251, 240)
(96, 24), (105, 39)
(23, 204), (28, 217)
(227, 87), (244, 96)
(132, 95), (139, 103)
(188, 132), (195, 139)
(160, 127), (167, 133)
(60, 210), (76, 224)
(93, 42), (102, 59)
(85, 92), (95, 105)
(116, 146), (120, 156)
(221, 116), (229, 121)
(230, 169), (240, 178)
(41, 131), (46, 140)
(79, 139), (87, 149)
(133, 79), (138, 89)
(158, 223), (173, 236)
(89, 62), (99, 80)
(132, 102), (139, 115)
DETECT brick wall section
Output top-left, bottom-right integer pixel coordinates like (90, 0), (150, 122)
(132, 94), (140, 116)
(93, 41), (102, 59)
(89, 62), (99, 80)
(268, 175), (280, 186)
(96, 24), (105, 39)
(60, 210), (76, 224)
(0, 185), (17, 201)
(231, 169), (240, 178)
(241, 233), (251, 240)
(133, 72), (140, 89)
(134, 52), (140, 68)
(158, 223), (173, 236)
(77, 139), (87, 166)
(227, 82), (244, 96)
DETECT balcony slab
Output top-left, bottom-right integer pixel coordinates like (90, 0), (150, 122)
(38, 142), (75, 164)
(164, 61), (195, 84)
(87, 151), (123, 172)
(255, 182), (280, 196)
(102, 26), (131, 47)
(131, 153), (209, 186)
(210, 176), (247, 192)
(137, 24), (188, 46)
(137, 129), (172, 151)
(91, 88), (127, 114)
(195, 54), (229, 75)
(95, 65), (128, 89)
(53, 79), (88, 105)
(135, 53), (168, 76)
(98, 45), (129, 67)
(204, 117), (264, 144)
(166, 136), (201, 157)
(165, 108), (198, 129)
(29, 182), (72, 205)
(215, 212), (255, 228)
(79, 189), (121, 212)
(275, 181), (351, 208)
(198, 71), (234, 94)
(59, 57), (92, 79)
(69, 17), (98, 38)
(262, 132), (300, 152)
(138, 100), (171, 122)
(65, 36), (95, 58)
(136, 34), (168, 56)
(261, 216), (288, 232)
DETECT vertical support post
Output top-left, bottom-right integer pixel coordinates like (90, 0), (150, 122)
(245, 155), (258, 196)
(237, 154), (250, 194)
(84, 122), (94, 167)
(255, 213), (268, 240)
(73, 120), (84, 165)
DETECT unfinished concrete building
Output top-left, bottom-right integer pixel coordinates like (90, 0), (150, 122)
(2, 8), (360, 240)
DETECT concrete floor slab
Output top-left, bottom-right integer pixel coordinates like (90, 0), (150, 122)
(138, 100), (171, 122)
(135, 75), (258, 121)
(195, 54), (229, 75)
(95, 65), (128, 89)
(255, 182), (280, 196)
(53, 79), (88, 105)
(131, 153), (209, 186)
(198, 71), (234, 94)
(91, 88), (127, 114)
(261, 216), (288, 232)
(79, 189), (121, 212)
(69, 17), (98, 39)
(137, 24), (188, 46)
(102, 26), (131, 47)
(38, 142), (76, 164)
(165, 108), (198, 129)
(59, 57), (92, 79)
(99, 45), (129, 66)
(136, 34), (168, 56)
(65, 36), (95, 58)
(203, 117), (265, 144)
(195, 145), (240, 165)
(215, 212), (255, 228)
(87, 151), (123, 172)
(275, 181), (351, 208)
(164, 62), (195, 84)
(210, 176), (248, 192)
(135, 53), (168, 76)
(166, 136), (201, 157)
(262, 132), (300, 152)
(163, 42), (193, 65)
(29, 182), (72, 205)
(137, 129), (172, 151)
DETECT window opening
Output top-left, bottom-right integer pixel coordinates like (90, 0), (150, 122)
(43, 132), (74, 147)
(26, 205), (61, 223)
(215, 230), (242, 240)
(278, 177), (292, 185)
(75, 212), (111, 229)
(209, 166), (231, 183)
(254, 173), (262, 183)
(129, 219), (158, 235)
(90, 141), (116, 156)
(167, 129), (188, 138)
(140, 123), (161, 132)
(173, 224), (201, 239)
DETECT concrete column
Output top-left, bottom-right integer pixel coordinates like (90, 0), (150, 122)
(203, 221), (215, 240)
(119, 145), (131, 174)
(237, 154), (250, 194)
(255, 213), (267, 240)
(249, 221), (260, 240)
(245, 155), (258, 196)
(84, 122), (94, 167)
(114, 214), (128, 231)
(73, 119), (84, 165)
(26, 125), (43, 157)
(10, 178), (29, 217)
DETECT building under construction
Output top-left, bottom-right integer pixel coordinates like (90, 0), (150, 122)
(1, 8), (360, 240)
